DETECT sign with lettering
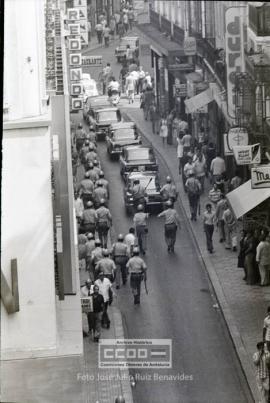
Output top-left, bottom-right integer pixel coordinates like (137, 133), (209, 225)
(69, 53), (82, 66)
(79, 20), (87, 33)
(81, 297), (93, 313)
(224, 127), (249, 156)
(68, 38), (81, 51)
(168, 63), (194, 72)
(77, 7), (87, 20)
(225, 7), (244, 118)
(72, 98), (83, 110)
(71, 83), (83, 96)
(68, 23), (80, 36)
(233, 143), (261, 165)
(251, 165), (270, 189)
(70, 68), (82, 81)
(82, 55), (103, 66)
(67, 8), (80, 21)
(184, 37), (196, 56)
(80, 33), (88, 47)
(173, 84), (187, 97)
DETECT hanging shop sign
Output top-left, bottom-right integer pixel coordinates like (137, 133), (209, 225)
(69, 53), (82, 66)
(67, 8), (80, 21)
(80, 33), (88, 47)
(68, 23), (80, 36)
(251, 165), (270, 189)
(224, 127), (249, 156)
(184, 37), (196, 56)
(72, 98), (83, 110)
(71, 83), (83, 96)
(70, 68), (82, 81)
(233, 143), (261, 165)
(82, 55), (103, 66)
(225, 7), (244, 119)
(74, 0), (88, 46)
(173, 84), (187, 97)
(168, 63), (194, 72)
(68, 38), (81, 51)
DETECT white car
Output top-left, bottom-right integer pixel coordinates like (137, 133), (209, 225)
(81, 73), (99, 100)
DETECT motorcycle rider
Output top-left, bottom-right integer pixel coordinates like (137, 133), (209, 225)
(158, 200), (181, 253)
(108, 76), (120, 96)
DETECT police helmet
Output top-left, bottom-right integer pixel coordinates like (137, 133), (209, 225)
(89, 145), (94, 151)
(93, 160), (99, 166)
(97, 181), (103, 187)
(86, 201), (93, 208)
(118, 234), (124, 241)
(102, 249), (109, 257)
(100, 198), (106, 205)
(95, 239), (101, 246)
(115, 397), (125, 403)
(87, 232), (94, 240)
(166, 176), (172, 183)
(78, 123), (83, 129)
(88, 162), (94, 169)
(85, 140), (89, 146)
(84, 172), (90, 178)
(166, 200), (173, 207)
(137, 204), (144, 211)
(99, 171), (105, 178)
(85, 278), (92, 285)
(89, 125), (95, 131)
(133, 247), (140, 255)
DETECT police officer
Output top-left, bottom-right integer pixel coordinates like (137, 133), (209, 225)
(80, 140), (90, 165)
(86, 125), (97, 144)
(78, 172), (94, 205)
(133, 204), (149, 255)
(85, 144), (98, 165)
(111, 234), (129, 289)
(158, 200), (181, 253)
(91, 239), (103, 271)
(95, 249), (116, 282)
(93, 181), (108, 208)
(126, 247), (147, 304)
(98, 171), (110, 198)
(160, 176), (178, 204)
(80, 201), (97, 234)
(93, 159), (102, 178)
(86, 162), (99, 184)
(75, 123), (86, 153)
(131, 179), (147, 212)
(96, 199), (112, 248)
(85, 233), (96, 279)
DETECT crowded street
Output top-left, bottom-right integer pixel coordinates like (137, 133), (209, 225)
(2, 1), (270, 403)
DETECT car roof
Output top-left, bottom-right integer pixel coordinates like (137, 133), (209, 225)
(110, 122), (135, 129)
(124, 145), (152, 151)
(95, 107), (119, 113)
(127, 171), (158, 180)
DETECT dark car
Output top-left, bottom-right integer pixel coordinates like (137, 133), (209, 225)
(115, 36), (139, 63)
(83, 95), (110, 124)
(119, 145), (158, 180)
(123, 171), (163, 215)
(91, 107), (122, 141)
(106, 122), (141, 159)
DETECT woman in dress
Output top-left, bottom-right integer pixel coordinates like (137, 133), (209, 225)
(159, 115), (168, 147)
(177, 132), (184, 174)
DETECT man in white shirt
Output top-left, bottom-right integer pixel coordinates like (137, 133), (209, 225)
(95, 272), (112, 329)
(124, 227), (136, 256)
(210, 153), (226, 183)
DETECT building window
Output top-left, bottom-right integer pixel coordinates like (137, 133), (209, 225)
(249, 4), (270, 36)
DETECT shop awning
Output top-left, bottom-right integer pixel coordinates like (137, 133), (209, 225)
(184, 89), (213, 113)
(226, 180), (270, 219)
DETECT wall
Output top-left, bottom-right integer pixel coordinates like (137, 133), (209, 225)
(1, 124), (57, 359)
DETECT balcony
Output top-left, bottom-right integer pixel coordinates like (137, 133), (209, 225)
(197, 38), (226, 88)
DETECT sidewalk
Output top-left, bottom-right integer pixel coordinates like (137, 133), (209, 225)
(123, 107), (270, 403)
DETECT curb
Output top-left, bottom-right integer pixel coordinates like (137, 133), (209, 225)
(122, 110), (258, 403)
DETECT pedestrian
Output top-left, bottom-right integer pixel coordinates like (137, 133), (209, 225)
(208, 183), (222, 206)
(89, 284), (104, 342)
(158, 200), (181, 253)
(160, 176), (178, 204)
(96, 199), (112, 248)
(95, 272), (113, 329)
(91, 239), (103, 271)
(109, 15), (116, 38)
(205, 142), (216, 179)
(133, 204), (149, 255)
(149, 102), (159, 134)
(95, 249), (116, 282)
(183, 156), (194, 179)
(172, 114), (180, 146)
(78, 172), (94, 205)
(159, 115), (168, 147)
(185, 172), (201, 221)
(123, 12), (129, 32)
(210, 152), (226, 184)
(253, 341), (270, 403)
(87, 20), (92, 43)
(85, 233), (96, 279)
(243, 231), (258, 285)
(114, 11), (120, 34)
(128, 6), (134, 30)
(198, 126), (206, 146)
(103, 25), (110, 47)
(125, 72), (136, 104)
(166, 110), (174, 145)
(111, 234), (129, 289)
(177, 133), (184, 175)
(93, 181), (108, 208)
(78, 233), (87, 271)
(80, 279), (94, 337)
(144, 86), (155, 120)
(137, 66), (146, 94)
(80, 201), (97, 234)
(223, 206), (238, 252)
(230, 170), (242, 190)
(238, 230), (247, 280)
(124, 227), (136, 257)
(95, 22), (103, 44)
(75, 123), (86, 153)
(126, 44), (134, 65)
(179, 117), (188, 135)
(74, 191), (84, 224)
(256, 235), (270, 286)
(215, 195), (227, 243)
(126, 247), (147, 304)
(118, 19), (125, 39)
(203, 203), (216, 253)
(193, 150), (206, 193)
(181, 129), (192, 153)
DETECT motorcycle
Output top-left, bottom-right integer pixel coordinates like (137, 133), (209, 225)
(108, 89), (121, 106)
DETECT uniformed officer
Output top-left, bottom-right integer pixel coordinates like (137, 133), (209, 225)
(98, 171), (110, 198)
(85, 144), (98, 165)
(93, 181), (108, 208)
(160, 176), (178, 204)
(111, 234), (129, 289)
(96, 199), (112, 248)
(95, 249), (116, 282)
(80, 140), (90, 165)
(93, 159), (102, 178)
(133, 204), (149, 255)
(91, 239), (103, 270)
(158, 200), (181, 253)
(80, 201), (97, 235)
(78, 172), (94, 205)
(86, 125), (97, 145)
(126, 247), (147, 304)
(86, 162), (99, 184)
(131, 179), (146, 212)
(75, 123), (86, 153)
(85, 233), (96, 279)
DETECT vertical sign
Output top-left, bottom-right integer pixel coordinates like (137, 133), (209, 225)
(74, 0), (88, 47)
(225, 7), (245, 119)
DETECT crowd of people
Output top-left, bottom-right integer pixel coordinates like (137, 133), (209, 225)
(72, 121), (147, 343)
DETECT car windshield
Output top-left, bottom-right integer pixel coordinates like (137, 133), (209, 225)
(97, 111), (118, 122)
(127, 148), (151, 161)
(130, 176), (156, 191)
(113, 128), (135, 140)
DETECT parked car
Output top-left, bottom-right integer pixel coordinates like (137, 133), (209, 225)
(115, 36), (139, 63)
(106, 122), (141, 159)
(119, 145), (158, 180)
(123, 171), (163, 215)
(83, 95), (111, 124)
(94, 107), (122, 141)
